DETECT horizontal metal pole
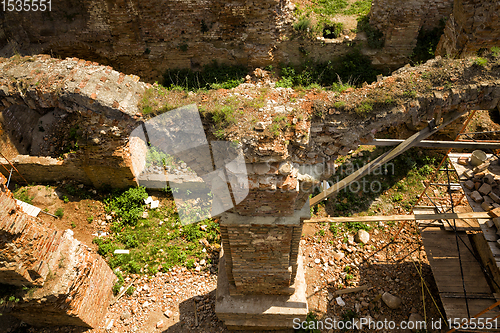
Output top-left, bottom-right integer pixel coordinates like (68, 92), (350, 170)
(365, 139), (500, 149)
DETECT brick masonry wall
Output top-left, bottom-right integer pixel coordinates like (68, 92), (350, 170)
(219, 204), (308, 295)
(0, 0), (297, 82)
(0, 173), (116, 327)
(0, 55), (146, 188)
(369, 0), (453, 67)
(436, 0), (500, 57)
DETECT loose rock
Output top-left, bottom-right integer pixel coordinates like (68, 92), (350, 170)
(382, 292), (402, 309)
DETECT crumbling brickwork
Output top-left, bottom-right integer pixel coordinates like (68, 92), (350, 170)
(0, 174), (116, 327)
(369, 0), (453, 67)
(0, 55), (146, 188)
(436, 0), (500, 58)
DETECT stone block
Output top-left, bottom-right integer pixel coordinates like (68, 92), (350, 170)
(490, 192), (500, 203)
(489, 207), (500, 218)
(470, 191), (484, 203)
(482, 201), (494, 212)
(464, 180), (475, 190)
(479, 183), (492, 196)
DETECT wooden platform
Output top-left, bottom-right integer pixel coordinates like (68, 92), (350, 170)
(421, 226), (500, 326)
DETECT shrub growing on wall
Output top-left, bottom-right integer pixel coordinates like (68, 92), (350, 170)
(163, 61), (247, 90)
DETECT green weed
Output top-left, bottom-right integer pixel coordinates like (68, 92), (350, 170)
(294, 17), (312, 33)
(55, 208), (64, 218)
(492, 46), (500, 58)
(357, 15), (384, 49)
(355, 101), (373, 114)
(13, 186), (34, 204)
(474, 57), (488, 67)
(313, 0), (348, 16)
(105, 187), (148, 227)
(163, 61), (247, 91)
(343, 0), (371, 15)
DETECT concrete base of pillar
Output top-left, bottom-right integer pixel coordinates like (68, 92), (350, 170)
(215, 247), (308, 331)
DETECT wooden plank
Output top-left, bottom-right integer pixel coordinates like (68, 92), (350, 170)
(305, 212), (492, 223)
(415, 207), (480, 231)
(15, 199), (41, 217)
(366, 138), (500, 150)
(421, 227), (500, 320)
(334, 285), (370, 296)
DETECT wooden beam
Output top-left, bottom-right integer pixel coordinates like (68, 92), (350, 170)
(334, 285), (370, 295)
(366, 139), (500, 150)
(310, 109), (469, 206)
(304, 211), (491, 223)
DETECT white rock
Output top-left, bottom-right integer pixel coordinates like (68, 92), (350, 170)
(332, 251), (345, 261)
(336, 296), (346, 306)
(355, 230), (370, 243)
(382, 292), (402, 309)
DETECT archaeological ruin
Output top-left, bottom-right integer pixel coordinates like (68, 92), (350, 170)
(0, 0), (500, 330)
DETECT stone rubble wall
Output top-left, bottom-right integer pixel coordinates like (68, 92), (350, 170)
(369, 0), (453, 68)
(436, 0), (500, 58)
(0, 173), (116, 327)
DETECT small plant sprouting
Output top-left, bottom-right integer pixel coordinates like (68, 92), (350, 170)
(55, 208), (64, 218)
(294, 17), (311, 33)
(492, 46), (500, 58)
(474, 57), (488, 67)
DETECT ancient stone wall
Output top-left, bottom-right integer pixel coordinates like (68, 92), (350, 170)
(2, 53), (500, 311)
(436, 0), (500, 58)
(0, 174), (116, 327)
(0, 0), (296, 82)
(369, 0), (453, 67)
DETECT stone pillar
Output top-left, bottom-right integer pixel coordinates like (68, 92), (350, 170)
(215, 163), (310, 330)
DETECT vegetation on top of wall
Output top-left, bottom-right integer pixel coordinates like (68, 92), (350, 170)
(162, 61), (247, 91)
(410, 18), (447, 64)
(276, 49), (381, 88)
(293, 0), (372, 40)
(356, 15), (385, 49)
(343, 0), (371, 16)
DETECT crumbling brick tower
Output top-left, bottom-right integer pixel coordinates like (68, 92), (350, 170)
(215, 161), (311, 330)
